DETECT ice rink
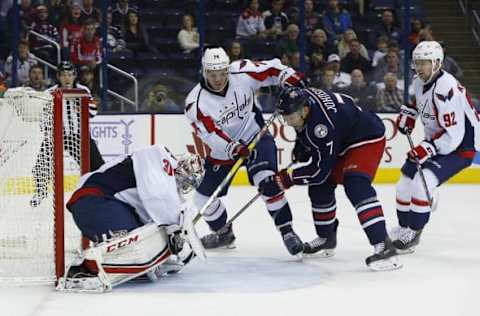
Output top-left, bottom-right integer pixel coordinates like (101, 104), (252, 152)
(1, 184), (479, 316)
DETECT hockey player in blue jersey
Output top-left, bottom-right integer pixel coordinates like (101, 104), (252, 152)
(184, 47), (306, 256)
(273, 86), (401, 271)
(392, 41), (480, 252)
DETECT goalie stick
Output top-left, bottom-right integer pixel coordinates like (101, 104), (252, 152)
(193, 111), (280, 224)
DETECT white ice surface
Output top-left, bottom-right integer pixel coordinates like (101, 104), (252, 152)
(1, 185), (479, 316)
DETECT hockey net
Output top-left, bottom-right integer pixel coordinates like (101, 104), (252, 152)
(0, 87), (91, 284)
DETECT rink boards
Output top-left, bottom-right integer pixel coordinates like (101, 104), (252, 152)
(91, 113), (480, 184)
(2, 113), (478, 196)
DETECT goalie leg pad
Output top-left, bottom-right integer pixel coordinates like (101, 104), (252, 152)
(57, 224), (173, 293)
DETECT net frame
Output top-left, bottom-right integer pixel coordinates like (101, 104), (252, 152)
(52, 88), (91, 281)
(0, 87), (91, 284)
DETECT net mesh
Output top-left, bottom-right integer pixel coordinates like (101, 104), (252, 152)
(0, 87), (86, 283)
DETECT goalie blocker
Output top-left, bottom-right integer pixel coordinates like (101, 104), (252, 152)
(57, 144), (205, 292)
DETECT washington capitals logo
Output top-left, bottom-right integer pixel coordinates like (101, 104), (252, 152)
(436, 88), (454, 102)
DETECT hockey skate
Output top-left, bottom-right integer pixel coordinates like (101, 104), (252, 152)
(366, 237), (402, 271)
(282, 231), (304, 256)
(303, 219), (338, 257)
(392, 228), (423, 253)
(389, 226), (415, 254)
(201, 223), (236, 249)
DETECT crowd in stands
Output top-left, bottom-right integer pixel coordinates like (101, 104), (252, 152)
(0, 0), (467, 114)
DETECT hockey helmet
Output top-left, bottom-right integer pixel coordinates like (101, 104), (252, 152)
(174, 153), (204, 195)
(57, 61), (77, 76)
(412, 41), (444, 83)
(202, 47), (230, 76)
(276, 86), (310, 115)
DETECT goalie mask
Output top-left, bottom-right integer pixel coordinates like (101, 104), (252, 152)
(174, 153), (204, 194)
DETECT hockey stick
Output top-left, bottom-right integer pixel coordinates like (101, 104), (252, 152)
(193, 111), (280, 224)
(406, 133), (433, 207)
(222, 161), (296, 228)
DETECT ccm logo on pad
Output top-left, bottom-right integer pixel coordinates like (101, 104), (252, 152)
(106, 235), (139, 252)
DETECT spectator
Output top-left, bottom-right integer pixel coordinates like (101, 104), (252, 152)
(6, 0), (35, 33)
(337, 29), (369, 60)
(112, 0), (135, 30)
(275, 23), (299, 56)
(442, 44), (463, 79)
(236, 0), (267, 40)
(303, 0), (322, 38)
(408, 18), (423, 46)
(105, 10), (130, 58)
(418, 25), (434, 42)
(263, 0), (289, 39)
(70, 18), (101, 69)
(4, 39), (37, 85)
(326, 53), (351, 88)
(23, 64), (47, 91)
(369, 10), (401, 48)
(373, 49), (403, 83)
(307, 28), (337, 57)
(124, 10), (158, 57)
(341, 39), (371, 74)
(322, 0), (352, 44)
(80, 0), (101, 25)
(341, 69), (376, 110)
(287, 50), (302, 72)
(141, 83), (181, 113)
(375, 72), (403, 112)
(60, 3), (83, 59)
(47, 0), (69, 27)
(178, 14), (200, 54)
(78, 65), (99, 97)
(29, 4), (59, 63)
(227, 40), (245, 62)
(371, 35), (388, 67)
(320, 67), (341, 91)
(307, 51), (325, 88)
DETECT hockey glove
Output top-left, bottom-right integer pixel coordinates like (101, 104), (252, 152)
(166, 225), (185, 255)
(396, 104), (418, 135)
(408, 140), (437, 164)
(275, 169), (294, 190)
(292, 139), (311, 163)
(227, 141), (250, 160)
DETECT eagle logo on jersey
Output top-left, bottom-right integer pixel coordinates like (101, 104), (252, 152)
(436, 88), (454, 102)
(314, 124), (328, 138)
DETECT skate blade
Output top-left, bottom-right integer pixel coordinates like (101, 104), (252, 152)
(303, 249), (335, 258)
(395, 247), (415, 255)
(367, 256), (403, 271)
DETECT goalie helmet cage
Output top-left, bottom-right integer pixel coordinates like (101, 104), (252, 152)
(0, 87), (91, 284)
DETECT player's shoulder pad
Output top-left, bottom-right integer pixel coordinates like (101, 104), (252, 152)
(184, 83), (202, 115)
(434, 71), (458, 103)
(230, 58), (282, 74)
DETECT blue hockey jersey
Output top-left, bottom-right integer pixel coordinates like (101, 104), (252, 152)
(292, 88), (385, 185)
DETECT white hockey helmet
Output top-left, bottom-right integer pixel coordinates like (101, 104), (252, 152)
(201, 47), (230, 78)
(412, 41), (444, 83)
(174, 153), (204, 195)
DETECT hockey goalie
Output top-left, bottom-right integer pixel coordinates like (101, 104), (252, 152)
(57, 144), (205, 293)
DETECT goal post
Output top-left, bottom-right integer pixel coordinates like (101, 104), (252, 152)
(0, 87), (92, 284)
